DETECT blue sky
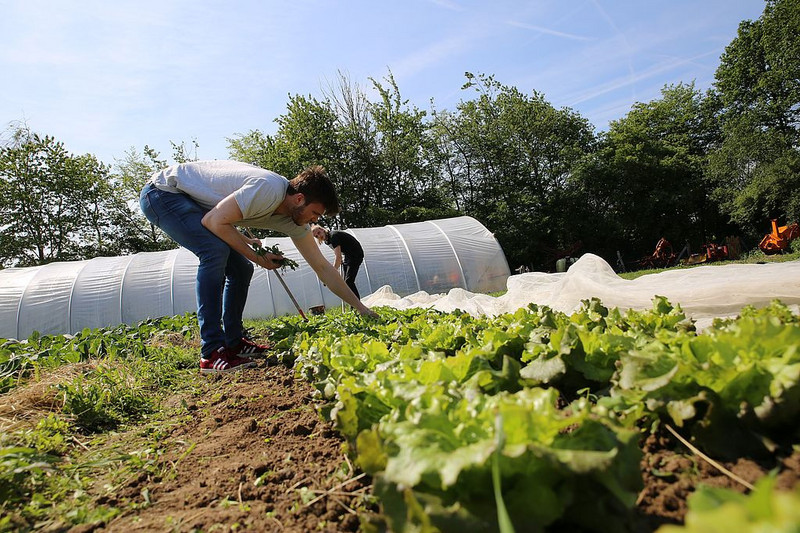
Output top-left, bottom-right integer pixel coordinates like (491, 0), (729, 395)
(1, 0), (766, 167)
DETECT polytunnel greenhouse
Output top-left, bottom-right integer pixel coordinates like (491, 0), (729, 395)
(0, 216), (510, 340)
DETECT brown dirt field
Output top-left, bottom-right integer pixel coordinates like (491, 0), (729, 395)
(56, 361), (800, 532)
(92, 364), (372, 533)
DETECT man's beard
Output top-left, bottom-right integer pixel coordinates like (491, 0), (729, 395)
(290, 204), (306, 226)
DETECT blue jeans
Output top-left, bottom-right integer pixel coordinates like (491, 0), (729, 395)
(139, 183), (253, 357)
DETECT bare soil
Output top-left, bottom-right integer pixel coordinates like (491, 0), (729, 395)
(92, 364), (371, 533)
(59, 362), (800, 532)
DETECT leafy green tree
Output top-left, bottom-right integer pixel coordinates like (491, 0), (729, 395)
(226, 129), (273, 169)
(229, 71), (451, 229)
(318, 70), (451, 228)
(571, 83), (723, 263)
(169, 139), (199, 164)
(229, 94), (339, 177)
(228, 92), (348, 234)
(366, 72), (456, 225)
(708, 0), (800, 238)
(70, 153), (130, 257)
(112, 145), (174, 252)
(228, 91), (345, 234)
(0, 126), (89, 266)
(322, 71), (380, 228)
(432, 73), (595, 270)
(0, 124), (170, 266)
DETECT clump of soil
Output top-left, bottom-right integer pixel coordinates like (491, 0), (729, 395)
(634, 427), (799, 531)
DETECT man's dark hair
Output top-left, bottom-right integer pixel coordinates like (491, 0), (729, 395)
(287, 165), (341, 216)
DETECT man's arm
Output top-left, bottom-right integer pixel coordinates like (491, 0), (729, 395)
(201, 194), (283, 270)
(332, 246), (343, 270)
(294, 232), (378, 317)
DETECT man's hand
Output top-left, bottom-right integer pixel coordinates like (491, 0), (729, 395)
(245, 235), (263, 249)
(252, 242), (299, 271)
(360, 308), (380, 319)
(256, 251), (287, 270)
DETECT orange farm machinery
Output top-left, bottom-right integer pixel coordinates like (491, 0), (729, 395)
(759, 219), (800, 254)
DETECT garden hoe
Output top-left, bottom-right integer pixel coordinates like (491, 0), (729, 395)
(272, 267), (308, 321)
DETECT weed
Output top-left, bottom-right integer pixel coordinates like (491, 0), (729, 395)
(21, 413), (73, 455)
(0, 445), (59, 505)
(254, 469), (274, 486)
(57, 368), (152, 433)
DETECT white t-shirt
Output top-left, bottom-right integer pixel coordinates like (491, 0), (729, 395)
(150, 160), (308, 238)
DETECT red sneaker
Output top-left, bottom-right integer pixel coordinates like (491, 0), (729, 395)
(233, 337), (272, 356)
(200, 346), (257, 374)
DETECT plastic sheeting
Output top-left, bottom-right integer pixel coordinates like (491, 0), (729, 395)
(0, 216), (509, 339)
(363, 253), (800, 331)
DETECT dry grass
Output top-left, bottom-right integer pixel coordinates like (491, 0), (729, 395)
(0, 362), (96, 433)
(148, 330), (201, 350)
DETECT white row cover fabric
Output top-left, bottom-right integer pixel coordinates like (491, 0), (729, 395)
(0, 216), (510, 339)
(363, 253), (800, 331)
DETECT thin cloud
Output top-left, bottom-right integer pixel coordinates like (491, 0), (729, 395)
(505, 20), (593, 42)
(388, 33), (477, 81)
(426, 0), (463, 12)
(555, 48), (722, 112)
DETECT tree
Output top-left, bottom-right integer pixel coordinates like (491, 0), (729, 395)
(708, 0), (800, 238)
(228, 92), (341, 194)
(571, 83), (723, 262)
(229, 93), (340, 176)
(366, 72), (455, 225)
(0, 124), (173, 266)
(112, 145), (174, 252)
(228, 92), (346, 232)
(432, 73), (595, 270)
(229, 70), (452, 229)
(0, 126), (89, 266)
(71, 152), (131, 257)
(321, 71), (380, 228)
(170, 139), (199, 164)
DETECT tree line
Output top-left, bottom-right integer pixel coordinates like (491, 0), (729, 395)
(1, 0), (797, 272)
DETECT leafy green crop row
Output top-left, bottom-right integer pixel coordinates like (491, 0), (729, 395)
(273, 298), (800, 532)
